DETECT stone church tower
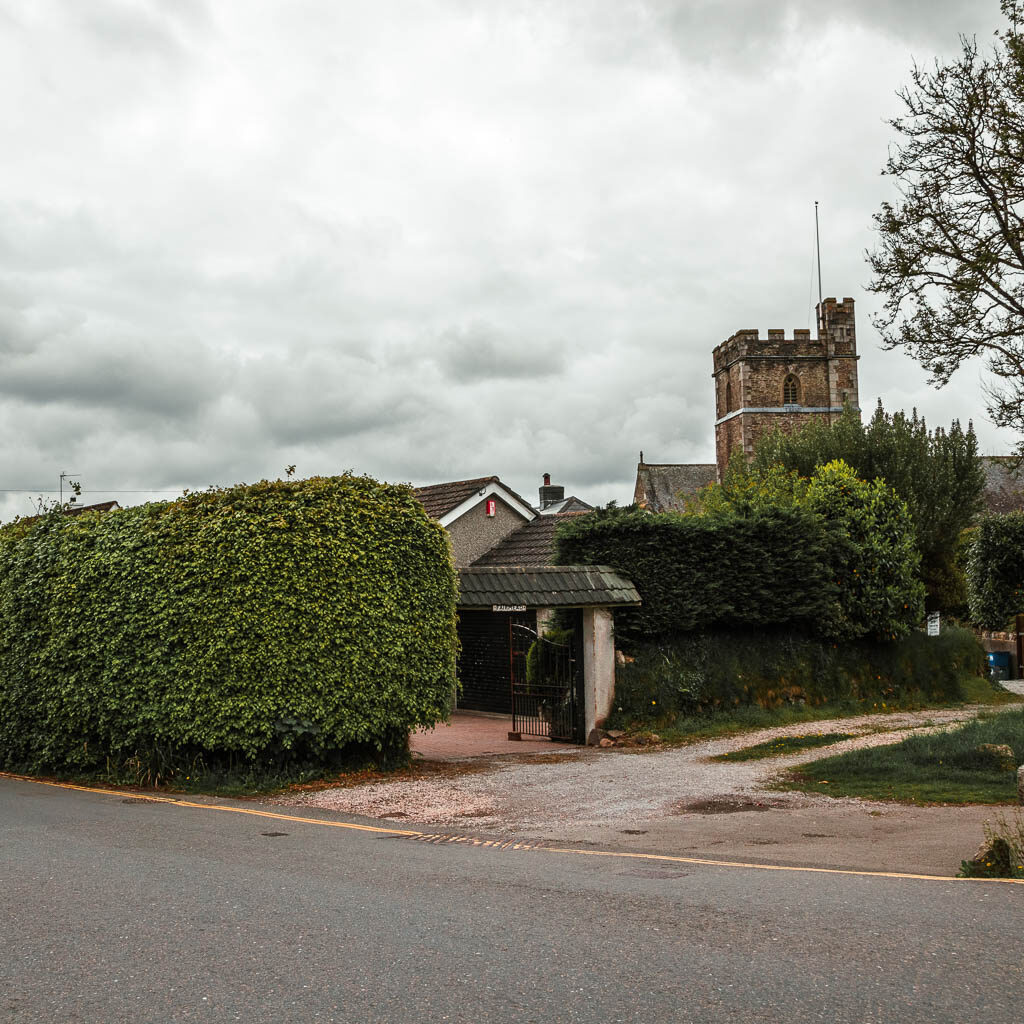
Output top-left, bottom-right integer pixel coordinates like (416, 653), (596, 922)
(711, 297), (860, 480)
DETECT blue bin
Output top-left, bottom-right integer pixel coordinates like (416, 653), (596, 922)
(987, 651), (1011, 682)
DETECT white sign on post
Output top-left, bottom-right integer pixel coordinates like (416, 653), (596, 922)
(927, 612), (940, 637)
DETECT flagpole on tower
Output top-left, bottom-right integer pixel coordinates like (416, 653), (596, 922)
(814, 200), (823, 330)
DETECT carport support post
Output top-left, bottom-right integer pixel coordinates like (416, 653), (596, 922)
(536, 608), (555, 636)
(582, 607), (615, 744)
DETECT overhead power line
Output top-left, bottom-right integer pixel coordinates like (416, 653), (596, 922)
(0, 488), (190, 494)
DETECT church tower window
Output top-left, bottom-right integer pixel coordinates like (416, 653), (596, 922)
(783, 374), (800, 405)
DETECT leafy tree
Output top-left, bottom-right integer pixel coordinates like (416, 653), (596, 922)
(967, 512), (1024, 626)
(868, 1), (1024, 446)
(691, 459), (925, 640)
(748, 404), (984, 610)
(690, 460), (808, 518)
(803, 460), (925, 641)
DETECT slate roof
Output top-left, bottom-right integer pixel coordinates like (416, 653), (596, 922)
(65, 500), (121, 516)
(537, 496), (593, 516)
(633, 462), (717, 512)
(17, 499), (120, 527)
(458, 565), (641, 608)
(471, 510), (589, 567)
(981, 457), (1024, 514)
(413, 476), (499, 519)
(412, 475), (537, 521)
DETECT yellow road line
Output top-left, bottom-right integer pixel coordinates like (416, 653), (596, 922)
(1, 773), (421, 836)
(4, 771), (1023, 886)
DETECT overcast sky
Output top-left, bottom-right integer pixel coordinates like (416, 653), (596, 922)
(0, 0), (1013, 519)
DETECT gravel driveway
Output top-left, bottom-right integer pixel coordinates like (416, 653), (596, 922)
(278, 704), (1013, 839)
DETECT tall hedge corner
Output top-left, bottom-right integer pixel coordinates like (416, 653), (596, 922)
(0, 474), (458, 776)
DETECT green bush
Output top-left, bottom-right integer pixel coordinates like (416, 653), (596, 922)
(0, 475), (458, 778)
(967, 513), (1024, 628)
(525, 626), (574, 687)
(612, 626), (988, 722)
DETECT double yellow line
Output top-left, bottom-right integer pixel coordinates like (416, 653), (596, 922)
(5, 772), (1023, 886)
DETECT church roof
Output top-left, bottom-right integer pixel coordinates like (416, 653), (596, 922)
(981, 457), (1024, 514)
(633, 462), (717, 512)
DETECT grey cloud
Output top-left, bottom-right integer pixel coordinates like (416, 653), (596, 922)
(433, 322), (567, 383)
(0, 0), (1014, 526)
(73, 0), (207, 63)
(0, 336), (225, 418)
(0, 201), (113, 273)
(235, 350), (442, 447)
(0, 289), (226, 418)
(638, 0), (999, 65)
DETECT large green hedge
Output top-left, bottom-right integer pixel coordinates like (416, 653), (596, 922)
(0, 475), (458, 776)
(967, 513), (1024, 628)
(558, 460), (924, 645)
(555, 505), (838, 646)
(613, 626), (988, 721)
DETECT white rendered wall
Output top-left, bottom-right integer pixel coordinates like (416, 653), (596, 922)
(582, 607), (616, 743)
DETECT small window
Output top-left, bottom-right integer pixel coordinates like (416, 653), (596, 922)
(725, 381), (733, 412)
(783, 374), (800, 405)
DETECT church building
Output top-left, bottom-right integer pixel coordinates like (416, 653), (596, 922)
(712, 297), (860, 479)
(634, 297), (861, 510)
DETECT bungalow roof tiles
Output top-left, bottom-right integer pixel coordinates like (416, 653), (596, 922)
(470, 510), (589, 567)
(412, 475), (536, 521)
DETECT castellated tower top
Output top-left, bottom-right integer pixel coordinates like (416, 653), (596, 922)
(711, 297), (860, 481)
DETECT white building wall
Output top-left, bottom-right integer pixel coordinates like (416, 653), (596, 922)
(582, 607), (616, 743)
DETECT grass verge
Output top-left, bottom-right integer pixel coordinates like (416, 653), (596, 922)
(621, 678), (1021, 748)
(710, 732), (858, 762)
(776, 708), (1024, 805)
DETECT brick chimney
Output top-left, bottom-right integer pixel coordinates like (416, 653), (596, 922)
(538, 473), (564, 510)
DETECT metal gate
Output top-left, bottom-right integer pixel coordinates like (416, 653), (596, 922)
(510, 610), (584, 743)
(457, 609), (532, 714)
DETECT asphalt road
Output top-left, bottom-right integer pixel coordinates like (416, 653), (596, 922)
(2, 776), (1022, 1024)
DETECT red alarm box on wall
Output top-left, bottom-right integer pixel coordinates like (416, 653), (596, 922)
(486, 499), (496, 517)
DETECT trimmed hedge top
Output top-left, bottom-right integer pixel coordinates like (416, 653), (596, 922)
(0, 475), (458, 774)
(556, 461), (924, 646)
(554, 505), (838, 646)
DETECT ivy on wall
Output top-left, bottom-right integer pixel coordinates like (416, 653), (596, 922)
(0, 475), (458, 774)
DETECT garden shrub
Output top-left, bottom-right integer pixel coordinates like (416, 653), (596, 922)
(612, 626), (988, 722)
(967, 512), (1024, 628)
(0, 475), (458, 778)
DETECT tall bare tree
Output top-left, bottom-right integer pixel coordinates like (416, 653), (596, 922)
(868, 1), (1024, 447)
